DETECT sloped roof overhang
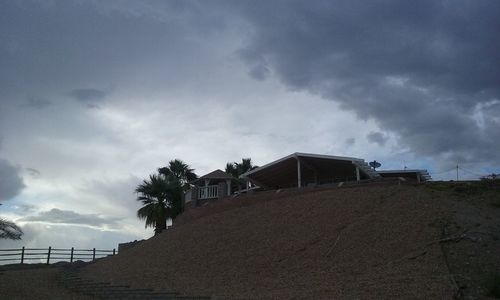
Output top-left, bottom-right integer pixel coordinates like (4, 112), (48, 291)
(191, 169), (237, 184)
(240, 152), (369, 189)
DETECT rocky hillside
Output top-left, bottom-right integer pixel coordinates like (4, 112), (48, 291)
(81, 181), (500, 299)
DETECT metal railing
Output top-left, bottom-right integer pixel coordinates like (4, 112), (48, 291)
(198, 185), (218, 199)
(0, 246), (116, 265)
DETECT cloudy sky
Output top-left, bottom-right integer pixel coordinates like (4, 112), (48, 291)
(1, 0), (499, 251)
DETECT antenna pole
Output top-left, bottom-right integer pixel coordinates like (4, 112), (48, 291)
(456, 165), (459, 181)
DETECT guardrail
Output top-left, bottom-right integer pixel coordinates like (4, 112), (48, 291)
(0, 246), (116, 265)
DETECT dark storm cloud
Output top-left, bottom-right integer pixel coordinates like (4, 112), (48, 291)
(367, 132), (388, 147)
(0, 159), (25, 201)
(0, 0), (230, 103)
(20, 208), (123, 229)
(234, 0), (500, 166)
(247, 64), (270, 81)
(68, 88), (107, 108)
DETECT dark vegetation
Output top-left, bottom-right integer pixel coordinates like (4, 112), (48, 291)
(0, 217), (23, 240)
(0, 202), (23, 240)
(136, 159), (197, 235)
(225, 158), (257, 178)
(137, 158), (257, 235)
(428, 178), (500, 208)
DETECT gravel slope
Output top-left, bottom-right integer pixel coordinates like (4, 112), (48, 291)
(82, 184), (455, 299)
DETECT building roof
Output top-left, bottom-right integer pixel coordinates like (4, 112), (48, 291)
(241, 152), (364, 178)
(377, 169), (432, 181)
(240, 152), (379, 189)
(192, 169), (236, 183)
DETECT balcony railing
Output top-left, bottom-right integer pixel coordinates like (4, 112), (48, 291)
(198, 185), (218, 200)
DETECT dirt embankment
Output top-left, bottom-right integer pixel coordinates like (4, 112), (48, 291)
(0, 265), (94, 300)
(427, 181), (500, 299)
(82, 183), (479, 299)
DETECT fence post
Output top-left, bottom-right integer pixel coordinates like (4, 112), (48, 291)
(92, 248), (96, 261)
(113, 248), (116, 255)
(46, 246), (52, 265)
(70, 247), (74, 263)
(21, 246), (25, 264)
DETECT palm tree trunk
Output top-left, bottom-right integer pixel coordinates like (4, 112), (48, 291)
(154, 219), (167, 235)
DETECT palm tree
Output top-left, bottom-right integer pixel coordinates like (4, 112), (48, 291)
(158, 159), (198, 216)
(135, 174), (182, 235)
(225, 158), (258, 178)
(0, 218), (23, 240)
(158, 159), (198, 191)
(238, 158), (255, 175)
(225, 162), (239, 178)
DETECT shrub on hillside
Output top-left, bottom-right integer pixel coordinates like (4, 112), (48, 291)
(479, 175), (500, 189)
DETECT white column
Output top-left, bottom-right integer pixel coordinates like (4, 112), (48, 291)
(356, 167), (360, 181)
(297, 158), (302, 188)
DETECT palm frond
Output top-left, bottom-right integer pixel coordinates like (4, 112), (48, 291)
(225, 162), (238, 178)
(137, 204), (157, 228)
(159, 159), (198, 187)
(226, 158), (256, 177)
(135, 172), (181, 233)
(0, 218), (23, 240)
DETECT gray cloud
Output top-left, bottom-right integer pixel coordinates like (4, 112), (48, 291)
(26, 96), (52, 109)
(248, 63), (270, 81)
(25, 168), (41, 177)
(13, 203), (37, 214)
(367, 132), (388, 147)
(345, 138), (356, 147)
(0, 159), (25, 202)
(19, 208), (123, 229)
(0, 1), (230, 104)
(0, 1), (496, 171)
(234, 0), (500, 166)
(0, 222), (141, 250)
(78, 176), (143, 217)
(68, 88), (107, 108)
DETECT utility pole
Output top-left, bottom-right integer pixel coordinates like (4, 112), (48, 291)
(456, 165), (459, 181)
